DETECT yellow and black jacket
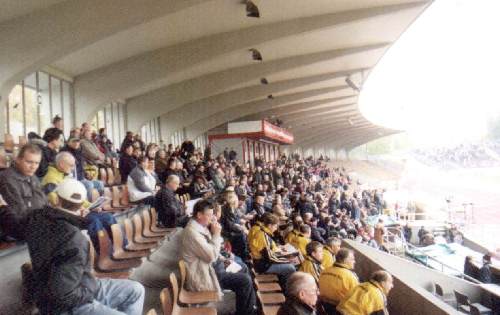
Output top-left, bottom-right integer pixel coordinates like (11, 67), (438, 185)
(285, 229), (300, 244)
(322, 246), (335, 269)
(299, 255), (323, 283)
(289, 233), (310, 257)
(249, 225), (289, 273)
(318, 262), (359, 306)
(336, 280), (388, 315)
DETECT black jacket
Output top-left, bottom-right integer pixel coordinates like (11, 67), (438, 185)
(24, 206), (97, 314)
(221, 205), (242, 237)
(277, 297), (317, 315)
(119, 154), (137, 184)
(36, 145), (57, 179)
(0, 166), (47, 239)
(154, 186), (183, 228)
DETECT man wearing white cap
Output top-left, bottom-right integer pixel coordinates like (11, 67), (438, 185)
(24, 179), (145, 315)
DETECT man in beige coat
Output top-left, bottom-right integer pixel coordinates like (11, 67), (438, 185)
(181, 199), (223, 296)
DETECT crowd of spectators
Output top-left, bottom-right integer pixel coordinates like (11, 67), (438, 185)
(0, 114), (397, 315)
(413, 140), (500, 169)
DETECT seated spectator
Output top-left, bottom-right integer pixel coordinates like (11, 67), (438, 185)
(120, 131), (135, 154)
(290, 224), (311, 257)
(41, 152), (76, 206)
(319, 248), (359, 313)
(24, 179), (145, 314)
(285, 214), (304, 244)
(154, 175), (184, 228)
(322, 237), (342, 269)
(299, 241), (324, 283)
(248, 213), (295, 289)
(81, 129), (105, 166)
(336, 270), (393, 315)
(250, 191), (267, 221)
(35, 127), (63, 178)
(61, 137), (104, 201)
(309, 216), (326, 243)
(221, 191), (249, 261)
(0, 144), (46, 239)
(181, 199), (223, 295)
(127, 156), (157, 206)
(277, 272), (319, 315)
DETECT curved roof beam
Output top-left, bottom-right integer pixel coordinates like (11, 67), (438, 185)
(298, 126), (380, 148)
(125, 44), (386, 131)
(0, 0), (210, 97)
(282, 105), (358, 123)
(238, 95), (357, 121)
(72, 2), (421, 121)
(286, 111), (365, 129)
(185, 85), (350, 139)
(292, 116), (373, 138)
(151, 71), (361, 140)
(294, 122), (373, 143)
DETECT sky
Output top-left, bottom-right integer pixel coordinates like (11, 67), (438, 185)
(359, 0), (500, 148)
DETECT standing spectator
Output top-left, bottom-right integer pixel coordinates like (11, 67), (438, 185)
(119, 144), (137, 184)
(24, 179), (145, 314)
(0, 144), (46, 239)
(277, 272), (319, 315)
(181, 199), (223, 294)
(154, 175), (183, 228)
(229, 148), (237, 161)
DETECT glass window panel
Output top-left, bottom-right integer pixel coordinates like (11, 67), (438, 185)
(24, 74), (38, 135)
(118, 103), (125, 146)
(105, 104), (112, 138)
(8, 85), (23, 138)
(38, 72), (51, 134)
(50, 76), (62, 120)
(62, 81), (72, 137)
(97, 110), (104, 130)
(112, 103), (120, 149)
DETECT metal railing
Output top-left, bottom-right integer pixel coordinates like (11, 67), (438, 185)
(383, 228), (481, 284)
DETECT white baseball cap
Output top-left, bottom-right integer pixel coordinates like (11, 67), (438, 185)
(55, 178), (87, 204)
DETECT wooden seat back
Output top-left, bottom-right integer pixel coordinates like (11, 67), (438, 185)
(99, 168), (107, 183)
(106, 167), (115, 186)
(4, 134), (15, 153)
(120, 185), (130, 207)
(160, 287), (173, 315)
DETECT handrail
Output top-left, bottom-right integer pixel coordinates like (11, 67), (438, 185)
(383, 229), (481, 284)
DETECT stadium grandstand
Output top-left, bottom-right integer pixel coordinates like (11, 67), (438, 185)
(0, 1), (499, 315)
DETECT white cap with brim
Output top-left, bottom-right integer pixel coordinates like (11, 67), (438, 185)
(55, 178), (87, 204)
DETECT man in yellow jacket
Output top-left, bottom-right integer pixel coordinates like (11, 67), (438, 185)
(289, 224), (311, 257)
(42, 152), (79, 206)
(337, 270), (393, 315)
(299, 241), (324, 283)
(318, 248), (359, 314)
(249, 213), (296, 288)
(322, 237), (342, 269)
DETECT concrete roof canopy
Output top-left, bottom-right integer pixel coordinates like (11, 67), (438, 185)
(0, 0), (432, 151)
